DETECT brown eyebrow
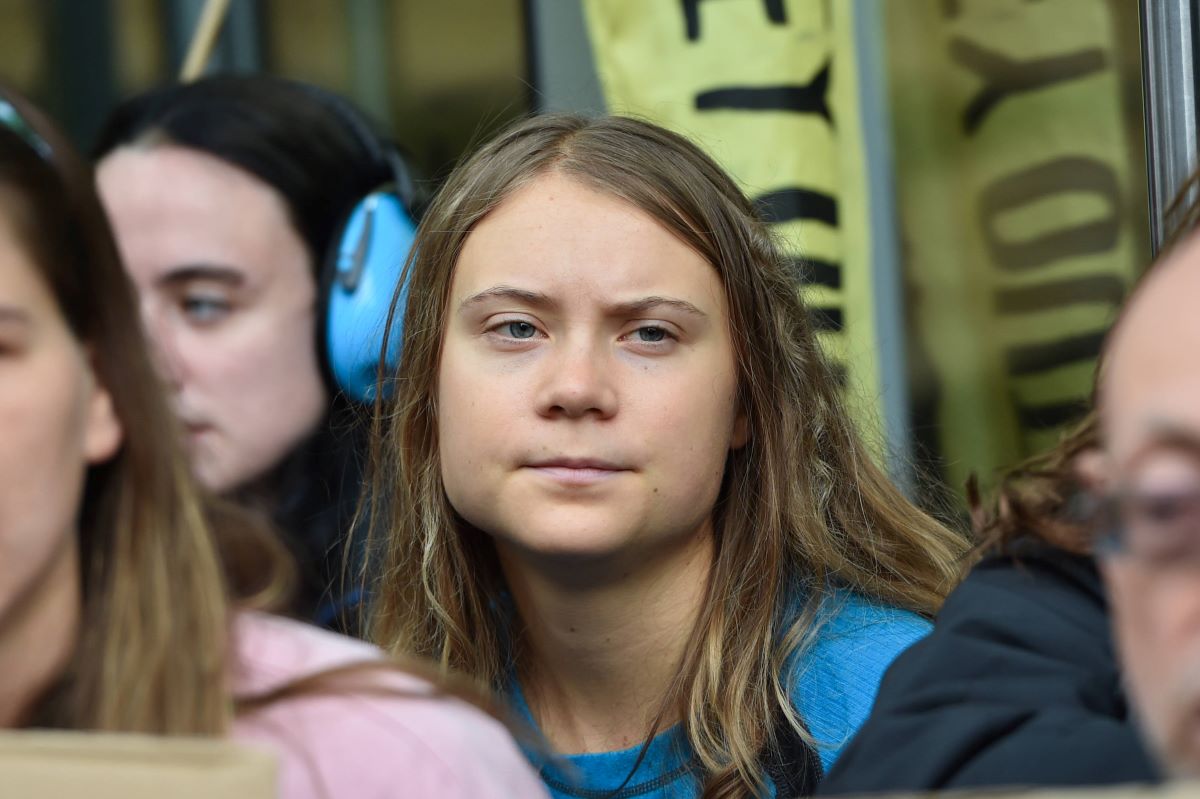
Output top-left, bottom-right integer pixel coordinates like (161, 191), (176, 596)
(459, 285), (556, 313)
(609, 296), (708, 319)
(156, 264), (245, 289)
(1127, 423), (1200, 473)
(459, 286), (707, 319)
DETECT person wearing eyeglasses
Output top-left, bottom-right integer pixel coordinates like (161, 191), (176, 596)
(1095, 226), (1200, 778)
(818, 410), (1160, 794)
(823, 193), (1200, 791)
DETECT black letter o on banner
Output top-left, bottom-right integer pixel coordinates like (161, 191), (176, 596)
(979, 156), (1121, 271)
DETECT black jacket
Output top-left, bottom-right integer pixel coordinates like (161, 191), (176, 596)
(818, 539), (1159, 794)
(262, 400), (368, 632)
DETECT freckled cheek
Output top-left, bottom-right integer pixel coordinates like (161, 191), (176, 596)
(438, 371), (511, 481)
(640, 377), (739, 445)
(639, 398), (736, 496)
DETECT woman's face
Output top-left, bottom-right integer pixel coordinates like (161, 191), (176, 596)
(0, 206), (121, 625)
(437, 172), (747, 573)
(97, 145), (328, 494)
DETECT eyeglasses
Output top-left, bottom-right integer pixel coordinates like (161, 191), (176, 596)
(0, 97), (52, 161)
(1090, 486), (1200, 566)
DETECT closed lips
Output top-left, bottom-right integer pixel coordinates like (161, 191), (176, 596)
(525, 459), (631, 482)
(527, 458), (628, 471)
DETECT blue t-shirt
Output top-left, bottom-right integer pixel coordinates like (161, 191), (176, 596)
(511, 590), (930, 798)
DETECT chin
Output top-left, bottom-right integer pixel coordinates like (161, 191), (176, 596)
(192, 457), (245, 495)
(489, 522), (640, 571)
(1163, 749), (1200, 782)
(505, 531), (631, 562)
(1155, 697), (1200, 780)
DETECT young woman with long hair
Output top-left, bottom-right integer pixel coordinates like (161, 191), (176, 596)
(0, 85), (544, 798)
(363, 114), (967, 798)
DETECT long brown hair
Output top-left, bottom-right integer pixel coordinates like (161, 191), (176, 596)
(364, 114), (968, 797)
(0, 88), (288, 734)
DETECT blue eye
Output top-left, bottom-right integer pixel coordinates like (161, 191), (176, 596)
(503, 321), (537, 339)
(636, 326), (667, 342)
(182, 295), (231, 324)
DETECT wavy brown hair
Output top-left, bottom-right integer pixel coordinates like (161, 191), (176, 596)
(363, 114), (968, 797)
(1, 87), (294, 734)
(968, 413), (1100, 558)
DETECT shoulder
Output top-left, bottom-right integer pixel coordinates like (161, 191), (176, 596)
(789, 591), (931, 771)
(913, 542), (1113, 668)
(229, 612), (546, 799)
(896, 544), (1118, 696)
(229, 610), (379, 693)
(963, 540), (1108, 625)
(818, 549), (1154, 793)
(797, 590), (932, 686)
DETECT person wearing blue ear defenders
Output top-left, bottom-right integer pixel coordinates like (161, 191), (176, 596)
(92, 74), (416, 631)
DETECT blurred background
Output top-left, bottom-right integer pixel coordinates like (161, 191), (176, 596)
(2, 0), (1180, 517)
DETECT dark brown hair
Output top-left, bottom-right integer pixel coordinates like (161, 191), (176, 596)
(968, 413), (1100, 558)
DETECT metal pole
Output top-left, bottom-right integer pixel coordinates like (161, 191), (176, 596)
(853, 0), (915, 494)
(527, 0), (606, 113)
(1140, 0), (1199, 254)
(348, 0), (394, 128)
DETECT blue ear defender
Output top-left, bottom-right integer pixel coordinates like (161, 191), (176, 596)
(325, 189), (417, 403)
(313, 89), (419, 404)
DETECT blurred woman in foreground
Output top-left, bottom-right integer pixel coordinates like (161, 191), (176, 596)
(0, 85), (544, 799)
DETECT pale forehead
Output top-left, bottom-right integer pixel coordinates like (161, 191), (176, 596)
(1103, 234), (1200, 461)
(97, 144), (281, 206)
(453, 172), (723, 306)
(96, 145), (300, 279)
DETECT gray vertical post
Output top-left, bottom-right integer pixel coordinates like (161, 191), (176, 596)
(527, 0), (606, 113)
(1140, 0), (1199, 254)
(347, 0), (394, 128)
(853, 0), (914, 493)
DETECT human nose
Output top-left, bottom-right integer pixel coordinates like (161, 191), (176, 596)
(139, 302), (187, 389)
(535, 336), (618, 420)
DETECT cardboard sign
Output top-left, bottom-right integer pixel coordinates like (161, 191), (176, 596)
(0, 730), (276, 798)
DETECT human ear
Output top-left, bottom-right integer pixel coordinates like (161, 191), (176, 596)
(83, 353), (123, 464)
(730, 410), (749, 450)
(1072, 447), (1111, 494)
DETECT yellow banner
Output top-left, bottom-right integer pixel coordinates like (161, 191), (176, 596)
(582, 0), (887, 447)
(886, 0), (1148, 493)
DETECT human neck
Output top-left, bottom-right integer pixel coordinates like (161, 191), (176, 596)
(0, 537), (80, 728)
(500, 531), (713, 754)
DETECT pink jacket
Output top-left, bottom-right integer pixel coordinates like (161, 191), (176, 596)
(229, 612), (546, 799)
